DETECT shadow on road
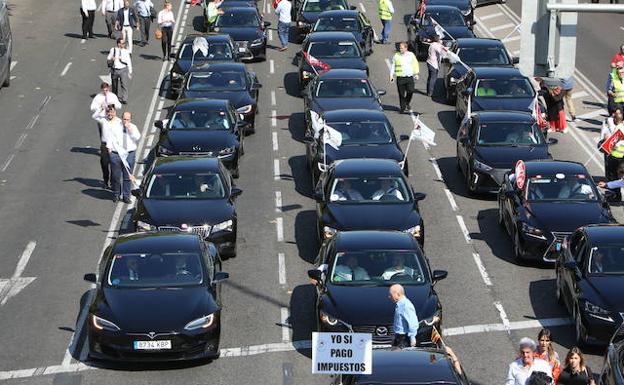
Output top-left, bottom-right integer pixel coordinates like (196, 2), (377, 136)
(289, 284), (317, 358)
(288, 155), (313, 198)
(293, 210), (319, 264)
(283, 72), (301, 98)
(288, 112), (306, 142)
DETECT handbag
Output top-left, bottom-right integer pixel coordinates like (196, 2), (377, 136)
(149, 6), (156, 19)
(155, 28), (162, 40)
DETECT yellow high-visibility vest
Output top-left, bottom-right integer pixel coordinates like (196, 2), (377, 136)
(392, 52), (419, 77)
(378, 0), (392, 21)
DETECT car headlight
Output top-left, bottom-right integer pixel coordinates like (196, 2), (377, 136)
(218, 147), (235, 157)
(91, 315), (121, 332)
(473, 159), (493, 172)
(302, 70), (313, 79)
(298, 21), (309, 28)
(158, 145), (175, 156)
(319, 310), (339, 326)
(404, 224), (422, 238)
(584, 301), (613, 322)
(323, 226), (337, 239)
(521, 223), (546, 240)
(213, 219), (233, 232)
(461, 8), (472, 16)
(237, 104), (253, 114)
(184, 314), (215, 331)
(250, 38), (264, 47)
(171, 72), (183, 79)
(317, 162), (328, 172)
(136, 220), (156, 232)
(398, 160), (405, 170)
(449, 76), (457, 84)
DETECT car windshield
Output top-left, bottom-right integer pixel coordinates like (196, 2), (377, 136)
(215, 10), (260, 27)
(303, 0), (348, 12)
(315, 79), (373, 97)
(475, 78), (535, 98)
(146, 172), (226, 199)
(422, 10), (465, 27)
(477, 122), (544, 146)
(179, 42), (234, 60)
(308, 41), (360, 58)
(588, 246), (624, 275)
(330, 251), (426, 285)
(329, 176), (410, 203)
(107, 252), (203, 288)
(457, 47), (510, 66)
(525, 174), (599, 202)
(169, 109), (233, 130)
(314, 17), (359, 32)
(326, 121), (392, 145)
(187, 71), (246, 91)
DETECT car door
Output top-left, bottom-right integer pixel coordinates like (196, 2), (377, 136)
(455, 71), (474, 117)
(358, 13), (372, 53)
(456, 117), (475, 172)
(563, 233), (587, 311)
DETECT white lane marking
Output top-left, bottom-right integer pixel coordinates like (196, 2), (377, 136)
(480, 12), (503, 20)
(14, 133), (27, 149)
(157, 99), (165, 112)
(278, 252), (286, 286)
(221, 340), (312, 357)
(502, 35), (521, 43)
(0, 241), (37, 306)
(276, 217), (284, 241)
(81, 39), (86, 44)
(512, 49), (520, 56)
(25, 114), (39, 130)
(271, 90), (276, 106)
(9, 61), (17, 71)
(578, 109), (607, 120)
(268, 29), (273, 42)
(489, 23), (514, 32)
(146, 134), (155, 148)
(472, 252), (492, 287)
(60, 62), (72, 77)
(1, 154), (14, 172)
(430, 158), (443, 181)
(153, 110), (162, 126)
(384, 58), (392, 72)
(274, 158), (280, 180)
(494, 301), (511, 334)
(275, 190), (282, 211)
(572, 90), (588, 99)
(98, 74), (112, 84)
(270, 59), (275, 74)
(281, 307), (290, 342)
(11, 241), (36, 279)
(266, 0), (270, 14)
(0, 363), (93, 381)
(358, 2), (366, 12)
(372, 29), (378, 42)
(142, 148), (150, 161)
(444, 188), (458, 211)
(272, 131), (279, 151)
(456, 215), (471, 244)
(444, 317), (572, 337)
(9, 75), (15, 80)
(271, 110), (277, 127)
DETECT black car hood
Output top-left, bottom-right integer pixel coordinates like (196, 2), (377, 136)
(326, 143), (403, 163)
(303, 58), (367, 71)
(137, 199), (234, 226)
(525, 202), (612, 232)
(162, 130), (237, 153)
(326, 203), (420, 230)
(472, 97), (534, 113)
(420, 26), (473, 40)
(585, 276), (624, 311)
(312, 97), (381, 113)
(301, 11), (322, 24)
(321, 284), (433, 325)
(101, 286), (219, 331)
(173, 59), (229, 74)
(474, 145), (548, 169)
(180, 90), (253, 108)
(215, 27), (262, 42)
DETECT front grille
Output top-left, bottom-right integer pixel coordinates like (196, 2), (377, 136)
(157, 225), (212, 238)
(352, 325), (394, 344)
(178, 151), (214, 156)
(552, 231), (571, 243)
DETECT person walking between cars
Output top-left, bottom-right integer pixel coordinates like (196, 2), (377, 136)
(608, 65), (624, 115)
(426, 35), (447, 97)
(116, 0), (139, 54)
(535, 329), (561, 384)
(561, 76), (577, 122)
(388, 284), (418, 348)
(557, 347), (596, 385)
(599, 108), (624, 176)
(101, 0), (123, 38)
(90, 82), (122, 189)
(541, 85), (567, 133)
(390, 42), (419, 114)
(505, 337), (552, 385)
(377, 0), (394, 44)
(104, 110), (141, 203)
(275, 0), (291, 51)
(107, 38), (133, 104)
(80, 0), (97, 39)
(158, 1), (176, 61)
(135, 0), (154, 46)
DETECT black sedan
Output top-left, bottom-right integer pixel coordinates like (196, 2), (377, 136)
(169, 33), (239, 96)
(178, 63), (261, 132)
(84, 232), (229, 361)
(456, 111), (549, 194)
(292, 0), (350, 41)
(298, 32), (368, 89)
(407, 6), (475, 60)
(455, 67), (536, 122)
(315, 159), (426, 245)
(441, 38), (516, 103)
(308, 231), (446, 345)
(556, 224), (624, 346)
(153, 99), (246, 177)
(133, 156), (242, 258)
(599, 324), (624, 385)
(201, 0), (258, 30)
(305, 109), (409, 183)
(211, 7), (270, 61)
(311, 10), (374, 55)
(417, 0), (507, 24)
(498, 160), (615, 263)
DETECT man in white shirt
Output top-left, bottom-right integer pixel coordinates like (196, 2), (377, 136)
(372, 179), (404, 201)
(103, 110), (141, 203)
(381, 254), (417, 280)
(107, 38), (133, 104)
(134, 0), (154, 46)
(275, 0), (292, 51)
(505, 338), (552, 385)
(332, 255), (370, 282)
(115, 0), (139, 53)
(102, 0), (123, 38)
(90, 82), (121, 189)
(80, 0), (97, 39)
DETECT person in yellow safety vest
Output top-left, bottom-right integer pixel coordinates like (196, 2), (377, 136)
(390, 41), (420, 113)
(609, 66), (624, 113)
(206, 0), (224, 27)
(476, 80), (497, 97)
(377, 0), (394, 44)
(605, 134), (624, 201)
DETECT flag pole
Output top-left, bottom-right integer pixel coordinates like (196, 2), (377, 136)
(323, 125), (327, 172)
(403, 118), (418, 164)
(430, 17), (455, 42)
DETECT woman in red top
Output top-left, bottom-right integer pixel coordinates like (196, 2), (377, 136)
(535, 329), (561, 383)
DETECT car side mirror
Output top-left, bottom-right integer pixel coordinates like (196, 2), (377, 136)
(213, 271), (229, 284)
(263, 21), (272, 28)
(154, 120), (164, 130)
(349, 5), (357, 10)
(432, 270), (448, 283)
(308, 268), (323, 284)
(377, 89), (386, 96)
(413, 192), (426, 201)
(231, 187), (243, 198)
(83, 273), (97, 283)
(470, 20), (477, 26)
(399, 134), (410, 142)
(251, 83), (263, 90)
(462, 88), (473, 96)
(131, 189), (143, 198)
(512, 56), (520, 64)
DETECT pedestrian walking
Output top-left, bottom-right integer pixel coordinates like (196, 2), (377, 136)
(90, 82), (122, 189)
(80, 0), (97, 39)
(98, 106), (123, 193)
(561, 76), (577, 122)
(134, 0), (154, 46)
(505, 338), (552, 385)
(557, 347), (596, 385)
(107, 38), (133, 104)
(158, 1), (176, 61)
(206, 0), (224, 30)
(608, 65), (624, 115)
(101, 0), (123, 38)
(611, 44), (624, 69)
(388, 284), (418, 348)
(390, 42), (419, 113)
(535, 329), (561, 384)
(116, 0), (139, 53)
(541, 85), (567, 133)
(426, 35), (447, 97)
(377, 0), (394, 44)
(275, 0), (292, 51)
(599, 108), (624, 174)
(103, 110), (141, 203)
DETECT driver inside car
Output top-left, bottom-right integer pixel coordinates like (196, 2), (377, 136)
(371, 179), (404, 201)
(381, 253), (418, 280)
(333, 254), (370, 281)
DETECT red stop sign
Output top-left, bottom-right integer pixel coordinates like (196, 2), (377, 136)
(515, 160), (526, 190)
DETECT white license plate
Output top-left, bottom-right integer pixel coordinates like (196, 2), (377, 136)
(238, 47), (246, 52)
(133, 340), (172, 350)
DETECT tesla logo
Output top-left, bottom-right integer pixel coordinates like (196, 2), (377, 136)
(375, 326), (388, 336)
(147, 332), (157, 339)
(192, 145), (201, 151)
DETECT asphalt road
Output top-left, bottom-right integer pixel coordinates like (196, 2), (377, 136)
(0, 0), (620, 384)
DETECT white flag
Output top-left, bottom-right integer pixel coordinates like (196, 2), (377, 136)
(431, 18), (445, 40)
(447, 50), (460, 64)
(310, 110), (325, 139)
(461, 93), (472, 126)
(410, 118), (436, 146)
(192, 37), (209, 57)
(322, 124), (342, 150)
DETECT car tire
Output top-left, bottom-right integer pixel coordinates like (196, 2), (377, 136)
(574, 306), (587, 347)
(232, 165), (240, 179)
(513, 228), (525, 262)
(248, 117), (256, 135)
(239, 139), (245, 155)
(498, 201), (506, 228)
(465, 166), (476, 195)
(446, 87), (455, 105)
(2, 60), (10, 87)
(555, 271), (564, 304)
(403, 161), (409, 177)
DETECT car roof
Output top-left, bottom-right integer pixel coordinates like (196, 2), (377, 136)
(318, 69), (368, 79)
(152, 156), (221, 174)
(474, 111), (535, 123)
(472, 66), (526, 78)
(223, 6), (259, 13)
(318, 9), (359, 17)
(584, 224), (624, 244)
(425, 0), (469, 8)
(308, 31), (357, 42)
(333, 158), (403, 177)
(324, 109), (387, 122)
(353, 349), (458, 383)
(335, 231), (418, 251)
(113, 233), (202, 255)
(523, 160), (588, 176)
(188, 62), (247, 73)
(424, 5), (463, 13)
(456, 38), (504, 48)
(182, 33), (232, 44)
(174, 98), (230, 110)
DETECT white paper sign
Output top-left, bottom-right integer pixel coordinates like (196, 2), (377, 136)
(312, 332), (372, 375)
(410, 119), (436, 146)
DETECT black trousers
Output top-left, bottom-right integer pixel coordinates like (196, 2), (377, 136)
(100, 142), (111, 186)
(392, 334), (410, 349)
(161, 26), (173, 58)
(80, 9), (95, 38)
(396, 76), (415, 111)
(139, 16), (151, 43)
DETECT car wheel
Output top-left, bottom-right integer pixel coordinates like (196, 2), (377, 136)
(555, 271), (564, 304)
(446, 87), (455, 105)
(239, 139), (245, 156)
(368, 37), (374, 54)
(2, 60), (10, 87)
(574, 306), (587, 347)
(498, 200), (506, 228)
(465, 165), (476, 195)
(403, 161), (409, 177)
(232, 164), (240, 179)
(513, 228), (524, 262)
(248, 117), (256, 135)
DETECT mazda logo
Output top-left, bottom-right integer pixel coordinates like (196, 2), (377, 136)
(375, 326), (388, 336)
(192, 145), (202, 151)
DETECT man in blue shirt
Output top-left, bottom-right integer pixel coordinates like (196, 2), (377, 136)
(388, 284), (418, 348)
